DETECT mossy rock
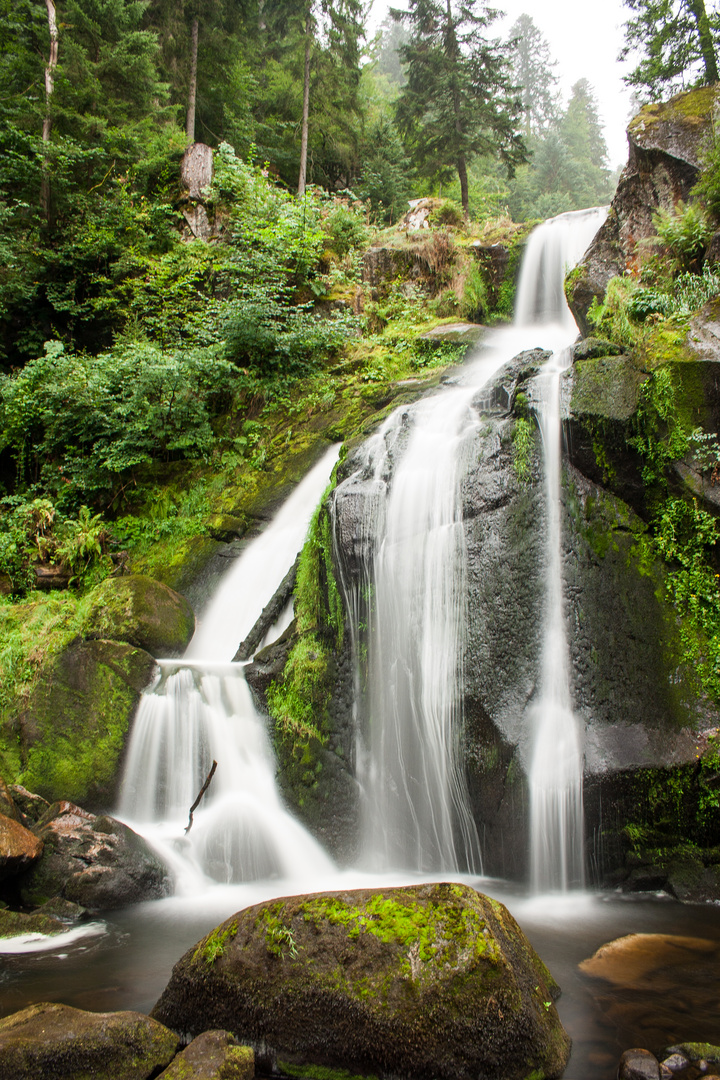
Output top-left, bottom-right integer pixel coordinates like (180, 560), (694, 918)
(0, 907), (67, 939)
(0, 1002), (180, 1080)
(157, 1030), (254, 1079)
(18, 639), (156, 806)
(84, 575), (195, 658)
(151, 882), (571, 1080)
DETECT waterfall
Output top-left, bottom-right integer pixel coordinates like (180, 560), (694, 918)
(516, 210), (607, 891)
(117, 446), (340, 889)
(334, 207), (606, 884)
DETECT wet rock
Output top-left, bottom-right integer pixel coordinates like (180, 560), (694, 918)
(579, 933), (719, 991)
(618, 1048), (661, 1080)
(19, 638), (157, 807)
(0, 907), (66, 939)
(0, 814), (43, 881)
(0, 1001), (180, 1080)
(84, 574), (195, 658)
(158, 1030), (254, 1079)
(662, 1053), (691, 1072)
(8, 785), (49, 826)
(420, 321), (485, 344)
(665, 1044), (720, 1066)
(152, 882), (570, 1080)
(18, 801), (169, 911)
(567, 85), (720, 333)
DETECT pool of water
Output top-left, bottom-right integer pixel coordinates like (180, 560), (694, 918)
(2, 876), (719, 1080)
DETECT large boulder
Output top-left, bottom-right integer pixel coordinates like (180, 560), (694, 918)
(84, 575), (195, 658)
(18, 639), (157, 806)
(566, 85), (720, 333)
(16, 801), (169, 910)
(151, 882), (571, 1080)
(0, 813), (43, 881)
(0, 1002), (180, 1080)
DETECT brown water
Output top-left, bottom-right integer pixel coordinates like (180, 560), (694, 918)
(2, 880), (719, 1080)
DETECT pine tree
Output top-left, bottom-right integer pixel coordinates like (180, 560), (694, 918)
(509, 14), (559, 137)
(620, 0), (720, 99)
(392, 0), (525, 219)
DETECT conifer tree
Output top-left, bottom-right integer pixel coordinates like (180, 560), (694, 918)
(392, 0), (525, 219)
(509, 14), (559, 137)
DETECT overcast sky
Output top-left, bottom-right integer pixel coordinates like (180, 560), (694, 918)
(367, 0), (636, 169)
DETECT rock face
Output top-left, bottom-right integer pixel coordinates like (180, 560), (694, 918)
(151, 882), (571, 1080)
(0, 1002), (180, 1080)
(567, 85), (720, 333)
(15, 801), (169, 910)
(18, 638), (156, 806)
(84, 574), (195, 657)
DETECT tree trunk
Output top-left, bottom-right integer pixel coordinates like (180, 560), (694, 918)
(41, 0), (59, 218)
(297, 10), (312, 198)
(687, 0), (719, 83)
(457, 153), (469, 220)
(186, 16), (199, 144)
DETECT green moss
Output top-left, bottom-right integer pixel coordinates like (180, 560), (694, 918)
(279, 1064), (377, 1080)
(194, 920), (238, 965)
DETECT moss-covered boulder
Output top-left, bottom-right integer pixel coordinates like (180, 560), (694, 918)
(0, 907), (67, 939)
(84, 575), (195, 658)
(157, 1030), (254, 1079)
(18, 639), (156, 806)
(16, 801), (169, 911)
(151, 882), (570, 1080)
(0, 1002), (180, 1080)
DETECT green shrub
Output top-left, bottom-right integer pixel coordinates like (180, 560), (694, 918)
(653, 201), (712, 272)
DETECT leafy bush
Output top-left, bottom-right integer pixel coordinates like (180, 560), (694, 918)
(0, 340), (239, 506)
(429, 200), (465, 228)
(626, 287), (673, 322)
(322, 203), (369, 257)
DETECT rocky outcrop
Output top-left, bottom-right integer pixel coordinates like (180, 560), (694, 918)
(151, 882), (571, 1080)
(17, 639), (156, 807)
(567, 85), (720, 333)
(180, 142), (215, 241)
(15, 801), (169, 910)
(0, 1002), (180, 1080)
(84, 575), (195, 658)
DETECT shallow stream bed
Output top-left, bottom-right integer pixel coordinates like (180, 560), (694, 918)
(2, 875), (719, 1080)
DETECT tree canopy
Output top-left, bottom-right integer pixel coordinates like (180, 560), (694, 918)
(620, 0), (720, 98)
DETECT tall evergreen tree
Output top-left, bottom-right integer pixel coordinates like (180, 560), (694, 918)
(620, 0), (720, 99)
(392, 0), (525, 219)
(509, 14), (559, 137)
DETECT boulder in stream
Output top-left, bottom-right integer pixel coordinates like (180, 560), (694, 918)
(0, 1001), (180, 1080)
(158, 1029), (254, 1079)
(0, 812), (43, 881)
(151, 881), (571, 1080)
(17, 801), (169, 911)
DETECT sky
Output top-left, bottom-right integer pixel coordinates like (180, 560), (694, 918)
(367, 0), (637, 169)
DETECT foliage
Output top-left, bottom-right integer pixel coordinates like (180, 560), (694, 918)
(619, 0), (720, 99)
(653, 199), (712, 270)
(512, 418), (535, 482)
(0, 340), (239, 507)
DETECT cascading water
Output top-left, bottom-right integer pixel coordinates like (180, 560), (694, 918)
(118, 446), (340, 890)
(334, 207), (606, 885)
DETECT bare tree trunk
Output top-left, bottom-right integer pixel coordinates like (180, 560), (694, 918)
(41, 0), (59, 218)
(297, 10), (312, 198)
(444, 0), (469, 221)
(186, 16), (199, 143)
(688, 0), (719, 83)
(457, 153), (469, 220)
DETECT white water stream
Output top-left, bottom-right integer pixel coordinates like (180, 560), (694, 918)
(118, 446), (340, 892)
